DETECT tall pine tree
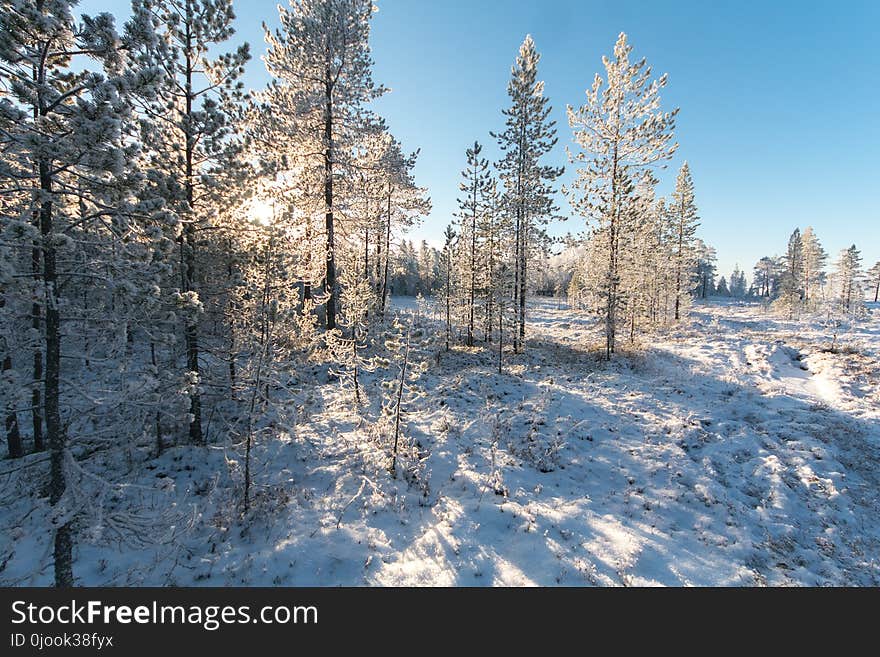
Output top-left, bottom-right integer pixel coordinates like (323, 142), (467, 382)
(135, 0), (251, 445)
(262, 0), (384, 331)
(455, 141), (493, 347)
(493, 35), (562, 352)
(567, 33), (678, 357)
(670, 162), (699, 320)
(0, 0), (161, 585)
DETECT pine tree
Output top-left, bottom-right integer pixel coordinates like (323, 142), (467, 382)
(567, 32), (678, 357)
(373, 136), (430, 318)
(455, 141), (493, 347)
(326, 267), (379, 407)
(752, 257), (781, 298)
(801, 226), (827, 307)
(833, 245), (862, 314)
(618, 172), (660, 338)
(345, 131), (391, 296)
(693, 239), (717, 300)
(262, 0), (384, 331)
(478, 175), (503, 341)
(493, 35), (563, 352)
(440, 225), (457, 351)
(650, 197), (675, 322)
(416, 240), (437, 295)
(494, 261), (517, 374)
(776, 228), (805, 317)
(670, 162), (699, 320)
(0, 0), (163, 585)
(240, 224), (276, 513)
(135, 0), (251, 445)
(729, 265), (748, 297)
(379, 316), (429, 476)
(866, 261), (880, 303)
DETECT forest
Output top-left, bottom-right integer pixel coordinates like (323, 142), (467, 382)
(1, 0), (878, 587)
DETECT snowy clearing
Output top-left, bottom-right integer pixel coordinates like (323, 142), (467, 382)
(2, 298), (878, 586)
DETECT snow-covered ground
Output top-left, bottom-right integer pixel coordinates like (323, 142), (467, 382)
(2, 298), (878, 586)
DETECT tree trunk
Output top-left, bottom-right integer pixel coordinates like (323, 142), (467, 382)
(512, 209), (520, 353)
(244, 241), (274, 513)
(324, 71), (337, 331)
(674, 213), (684, 321)
(40, 157), (72, 587)
(390, 328), (410, 475)
(518, 212), (527, 346)
(381, 186), (392, 319)
(352, 331), (361, 407)
(3, 356), (21, 459)
(375, 220), (383, 298)
(223, 246), (237, 393)
(228, 321), (236, 393)
(151, 342), (163, 455)
(513, 118), (527, 353)
(498, 296), (504, 375)
(183, 17), (203, 445)
(303, 215), (312, 302)
(1, 296), (22, 459)
(606, 140), (620, 359)
(468, 181), (476, 347)
(363, 226), (370, 283)
(30, 67), (44, 454)
(445, 258), (451, 351)
(485, 226), (494, 342)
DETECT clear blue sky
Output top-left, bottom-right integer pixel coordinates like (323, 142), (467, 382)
(84, 0), (879, 279)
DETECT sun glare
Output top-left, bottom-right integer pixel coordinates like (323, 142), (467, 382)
(249, 198), (275, 226)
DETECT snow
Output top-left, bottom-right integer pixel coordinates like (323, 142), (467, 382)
(2, 297), (878, 586)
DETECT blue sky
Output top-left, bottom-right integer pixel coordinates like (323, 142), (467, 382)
(85, 0), (879, 278)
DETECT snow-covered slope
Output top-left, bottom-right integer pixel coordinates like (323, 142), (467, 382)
(2, 299), (878, 586)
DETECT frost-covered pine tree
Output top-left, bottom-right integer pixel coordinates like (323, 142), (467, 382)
(775, 228), (805, 318)
(326, 267), (379, 408)
(455, 141), (494, 347)
(478, 175), (504, 342)
(493, 260), (517, 374)
(649, 197), (675, 322)
(693, 239), (717, 300)
(567, 32), (678, 357)
(0, 0), (166, 585)
(0, 134), (28, 458)
(345, 129), (399, 307)
(440, 224), (457, 351)
(618, 172), (660, 338)
(134, 0), (251, 445)
(369, 135), (431, 318)
(262, 0), (385, 331)
(670, 162), (699, 320)
(752, 256), (782, 298)
(378, 316), (430, 476)
(729, 265), (748, 297)
(415, 240), (438, 295)
(866, 261), (880, 303)
(493, 35), (563, 352)
(239, 224), (277, 513)
(800, 226), (827, 307)
(833, 245), (862, 315)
